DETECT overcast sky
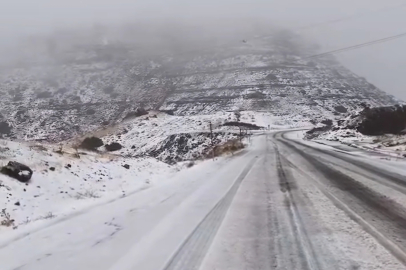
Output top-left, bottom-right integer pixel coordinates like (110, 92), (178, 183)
(1, 0), (406, 100)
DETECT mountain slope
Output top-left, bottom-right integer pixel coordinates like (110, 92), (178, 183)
(0, 26), (397, 141)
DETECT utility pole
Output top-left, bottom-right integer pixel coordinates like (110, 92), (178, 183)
(209, 121), (214, 160)
(209, 121), (213, 146)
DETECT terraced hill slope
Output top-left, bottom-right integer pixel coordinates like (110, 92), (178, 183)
(0, 25), (397, 141)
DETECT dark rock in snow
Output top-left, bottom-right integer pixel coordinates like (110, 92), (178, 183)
(122, 164), (130, 169)
(0, 122), (12, 136)
(334, 106), (348, 113)
(49, 167), (55, 171)
(321, 119), (333, 126)
(265, 73), (278, 80)
(86, 109), (96, 115)
(1, 161), (33, 182)
(14, 201), (20, 206)
(80, 137), (104, 150)
(105, 142), (123, 152)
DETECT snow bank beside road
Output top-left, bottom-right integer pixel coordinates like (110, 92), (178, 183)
(0, 139), (172, 233)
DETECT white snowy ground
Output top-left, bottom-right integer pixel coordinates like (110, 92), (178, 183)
(0, 139), (176, 234)
(1, 131), (406, 270)
(0, 137), (259, 270)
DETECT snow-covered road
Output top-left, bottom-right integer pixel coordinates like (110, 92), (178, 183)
(2, 131), (406, 269)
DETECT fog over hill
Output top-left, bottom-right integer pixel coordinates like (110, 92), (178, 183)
(0, 20), (397, 141)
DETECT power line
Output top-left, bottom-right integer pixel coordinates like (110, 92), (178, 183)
(305, 31), (406, 59)
(298, 2), (406, 31)
(257, 2), (406, 40)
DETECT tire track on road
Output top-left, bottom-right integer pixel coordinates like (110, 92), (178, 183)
(279, 132), (406, 190)
(277, 134), (406, 266)
(274, 143), (321, 270)
(163, 156), (258, 270)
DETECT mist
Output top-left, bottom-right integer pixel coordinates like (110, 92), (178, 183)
(1, 0), (406, 100)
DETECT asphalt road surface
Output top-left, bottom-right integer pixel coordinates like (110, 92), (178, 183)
(2, 131), (406, 270)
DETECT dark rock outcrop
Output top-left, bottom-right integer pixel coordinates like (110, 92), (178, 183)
(357, 105), (406, 135)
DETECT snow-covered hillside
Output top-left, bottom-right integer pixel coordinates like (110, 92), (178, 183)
(79, 110), (301, 163)
(0, 25), (397, 142)
(0, 138), (176, 231)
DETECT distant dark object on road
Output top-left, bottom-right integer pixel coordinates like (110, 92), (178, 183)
(1, 161), (33, 183)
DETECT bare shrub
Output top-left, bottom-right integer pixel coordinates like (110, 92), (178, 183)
(0, 208), (14, 227)
(38, 212), (56, 220)
(30, 145), (48, 152)
(206, 139), (244, 158)
(74, 190), (100, 199)
(55, 144), (64, 154)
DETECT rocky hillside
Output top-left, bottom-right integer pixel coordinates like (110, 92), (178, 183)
(0, 24), (397, 141)
(306, 104), (406, 140)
